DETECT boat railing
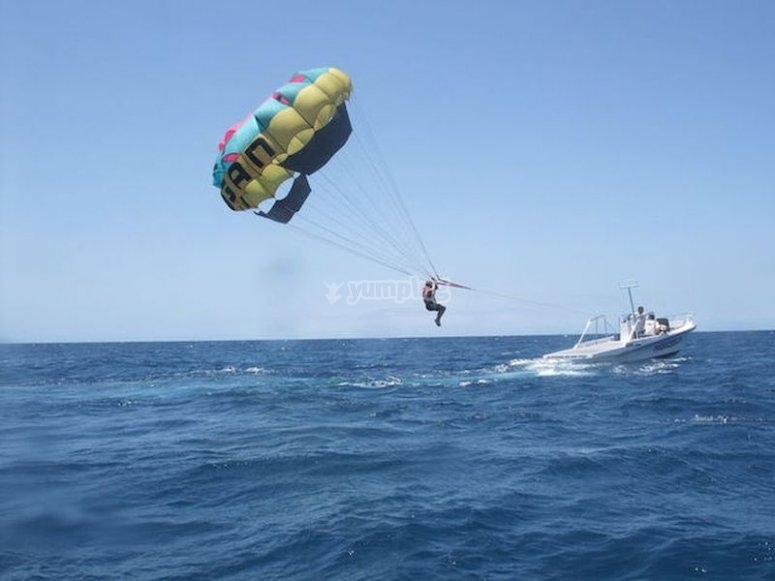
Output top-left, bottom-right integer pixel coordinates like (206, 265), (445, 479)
(575, 315), (619, 347)
(665, 312), (694, 330)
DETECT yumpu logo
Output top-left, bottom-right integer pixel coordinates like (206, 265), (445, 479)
(323, 281), (346, 305)
(323, 276), (451, 306)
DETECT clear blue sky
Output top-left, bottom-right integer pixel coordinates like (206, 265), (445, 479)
(2, 0), (773, 342)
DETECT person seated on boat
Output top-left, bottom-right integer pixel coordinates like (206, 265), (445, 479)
(632, 306), (647, 338)
(644, 313), (659, 335)
(422, 279), (446, 327)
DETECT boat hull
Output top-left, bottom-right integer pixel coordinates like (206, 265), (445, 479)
(544, 323), (696, 363)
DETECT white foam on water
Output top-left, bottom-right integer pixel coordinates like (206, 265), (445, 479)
(343, 375), (403, 389)
(506, 357), (597, 377)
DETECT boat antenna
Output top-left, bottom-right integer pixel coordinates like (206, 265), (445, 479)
(619, 280), (639, 314)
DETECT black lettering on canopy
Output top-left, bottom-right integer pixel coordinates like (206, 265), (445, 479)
(226, 162), (253, 190)
(221, 183), (238, 208)
(245, 136), (276, 170)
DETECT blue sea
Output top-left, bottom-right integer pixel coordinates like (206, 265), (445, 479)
(1, 332), (774, 580)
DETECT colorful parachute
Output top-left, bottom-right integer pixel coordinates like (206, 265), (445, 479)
(212, 66), (452, 283)
(212, 67), (353, 222)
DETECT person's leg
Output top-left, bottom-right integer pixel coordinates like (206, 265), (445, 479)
(435, 304), (446, 326)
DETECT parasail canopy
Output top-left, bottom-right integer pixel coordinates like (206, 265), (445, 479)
(212, 67), (353, 221)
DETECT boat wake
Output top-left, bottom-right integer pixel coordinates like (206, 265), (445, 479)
(332, 352), (692, 392)
(481, 354), (690, 382)
(460, 357), (599, 383)
(507, 357), (598, 377)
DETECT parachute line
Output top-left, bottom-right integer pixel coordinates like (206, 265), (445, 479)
(348, 97), (440, 278)
(285, 220), (417, 277)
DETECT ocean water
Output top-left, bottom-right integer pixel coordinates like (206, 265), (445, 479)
(1, 332), (774, 580)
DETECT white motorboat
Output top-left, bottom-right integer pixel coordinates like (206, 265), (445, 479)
(543, 284), (696, 363)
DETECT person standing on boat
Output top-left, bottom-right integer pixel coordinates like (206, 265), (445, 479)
(632, 305), (647, 338)
(422, 279), (446, 327)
